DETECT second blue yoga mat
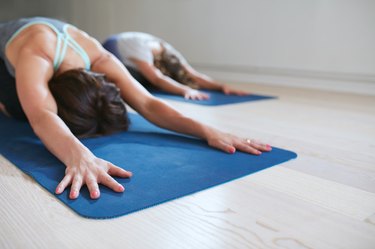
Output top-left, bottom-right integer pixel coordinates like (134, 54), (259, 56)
(102, 38), (275, 106)
(0, 113), (297, 219)
(151, 90), (275, 106)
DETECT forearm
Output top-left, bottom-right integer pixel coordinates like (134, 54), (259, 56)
(30, 111), (92, 166)
(187, 69), (249, 96)
(191, 72), (223, 90)
(140, 97), (214, 140)
(152, 75), (190, 95)
(182, 65), (223, 90)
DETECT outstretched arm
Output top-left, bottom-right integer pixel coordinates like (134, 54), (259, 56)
(183, 64), (250, 95)
(92, 50), (271, 154)
(16, 51), (132, 200)
(132, 60), (209, 100)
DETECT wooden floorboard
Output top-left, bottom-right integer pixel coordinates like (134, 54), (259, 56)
(1, 82), (374, 249)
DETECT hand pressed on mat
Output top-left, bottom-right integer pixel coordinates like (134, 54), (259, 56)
(206, 129), (272, 155)
(55, 152), (132, 199)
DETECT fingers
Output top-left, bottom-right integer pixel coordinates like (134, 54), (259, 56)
(55, 174), (72, 194)
(199, 93), (210, 100)
(227, 90), (249, 96)
(86, 176), (100, 199)
(184, 91), (210, 100)
(209, 139), (236, 154)
(209, 133), (272, 156)
(56, 162), (131, 200)
(56, 172), (95, 199)
(99, 174), (125, 193)
(235, 141), (263, 155)
(185, 94), (204, 100)
(249, 139), (272, 152)
(108, 164), (133, 178)
(222, 86), (250, 96)
(69, 176), (83, 199)
(86, 167), (128, 199)
(235, 138), (272, 155)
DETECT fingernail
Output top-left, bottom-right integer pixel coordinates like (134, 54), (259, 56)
(266, 144), (272, 150)
(92, 191), (100, 199)
(70, 191), (78, 199)
(118, 184), (124, 192)
(229, 147), (236, 154)
(257, 151), (262, 155)
(55, 186), (61, 194)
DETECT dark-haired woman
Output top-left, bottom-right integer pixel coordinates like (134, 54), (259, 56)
(103, 32), (249, 100)
(0, 17), (271, 200)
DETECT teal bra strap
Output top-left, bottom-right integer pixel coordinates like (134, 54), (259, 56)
(54, 34), (69, 71)
(63, 25), (91, 70)
(53, 33), (63, 71)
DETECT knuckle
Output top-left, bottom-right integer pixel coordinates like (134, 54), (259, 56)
(98, 173), (111, 183)
(73, 176), (83, 185)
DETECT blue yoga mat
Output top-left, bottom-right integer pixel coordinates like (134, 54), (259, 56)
(152, 90), (275, 106)
(0, 113), (297, 219)
(102, 37), (275, 106)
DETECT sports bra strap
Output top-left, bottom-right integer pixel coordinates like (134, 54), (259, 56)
(54, 33), (69, 71)
(53, 33), (63, 70)
(53, 25), (91, 71)
(63, 25), (91, 70)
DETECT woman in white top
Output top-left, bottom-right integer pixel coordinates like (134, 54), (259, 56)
(103, 32), (248, 100)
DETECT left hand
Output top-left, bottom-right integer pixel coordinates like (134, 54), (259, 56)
(206, 130), (271, 155)
(222, 85), (250, 96)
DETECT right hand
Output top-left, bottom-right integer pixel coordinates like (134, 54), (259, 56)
(221, 85), (250, 96)
(205, 128), (272, 155)
(183, 89), (210, 100)
(55, 154), (132, 199)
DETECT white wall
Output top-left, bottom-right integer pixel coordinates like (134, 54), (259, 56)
(2, 0), (375, 93)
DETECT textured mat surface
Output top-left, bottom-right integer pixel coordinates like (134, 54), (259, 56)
(0, 113), (297, 219)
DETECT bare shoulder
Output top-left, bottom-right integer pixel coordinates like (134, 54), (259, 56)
(66, 25), (105, 63)
(6, 25), (57, 68)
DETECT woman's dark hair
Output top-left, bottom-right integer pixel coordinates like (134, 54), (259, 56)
(49, 69), (130, 137)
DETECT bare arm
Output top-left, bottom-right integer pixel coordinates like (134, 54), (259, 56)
(183, 64), (250, 95)
(133, 60), (209, 100)
(91, 50), (271, 153)
(93, 53), (207, 136)
(183, 64), (223, 90)
(16, 50), (131, 200)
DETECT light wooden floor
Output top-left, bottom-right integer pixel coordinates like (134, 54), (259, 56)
(1, 82), (374, 249)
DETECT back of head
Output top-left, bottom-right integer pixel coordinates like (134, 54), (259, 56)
(49, 69), (130, 137)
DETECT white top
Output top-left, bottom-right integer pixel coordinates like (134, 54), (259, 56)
(115, 32), (187, 70)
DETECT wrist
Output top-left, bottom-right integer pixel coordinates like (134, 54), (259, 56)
(219, 84), (226, 91)
(64, 138), (94, 167)
(181, 86), (192, 96)
(198, 123), (217, 141)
